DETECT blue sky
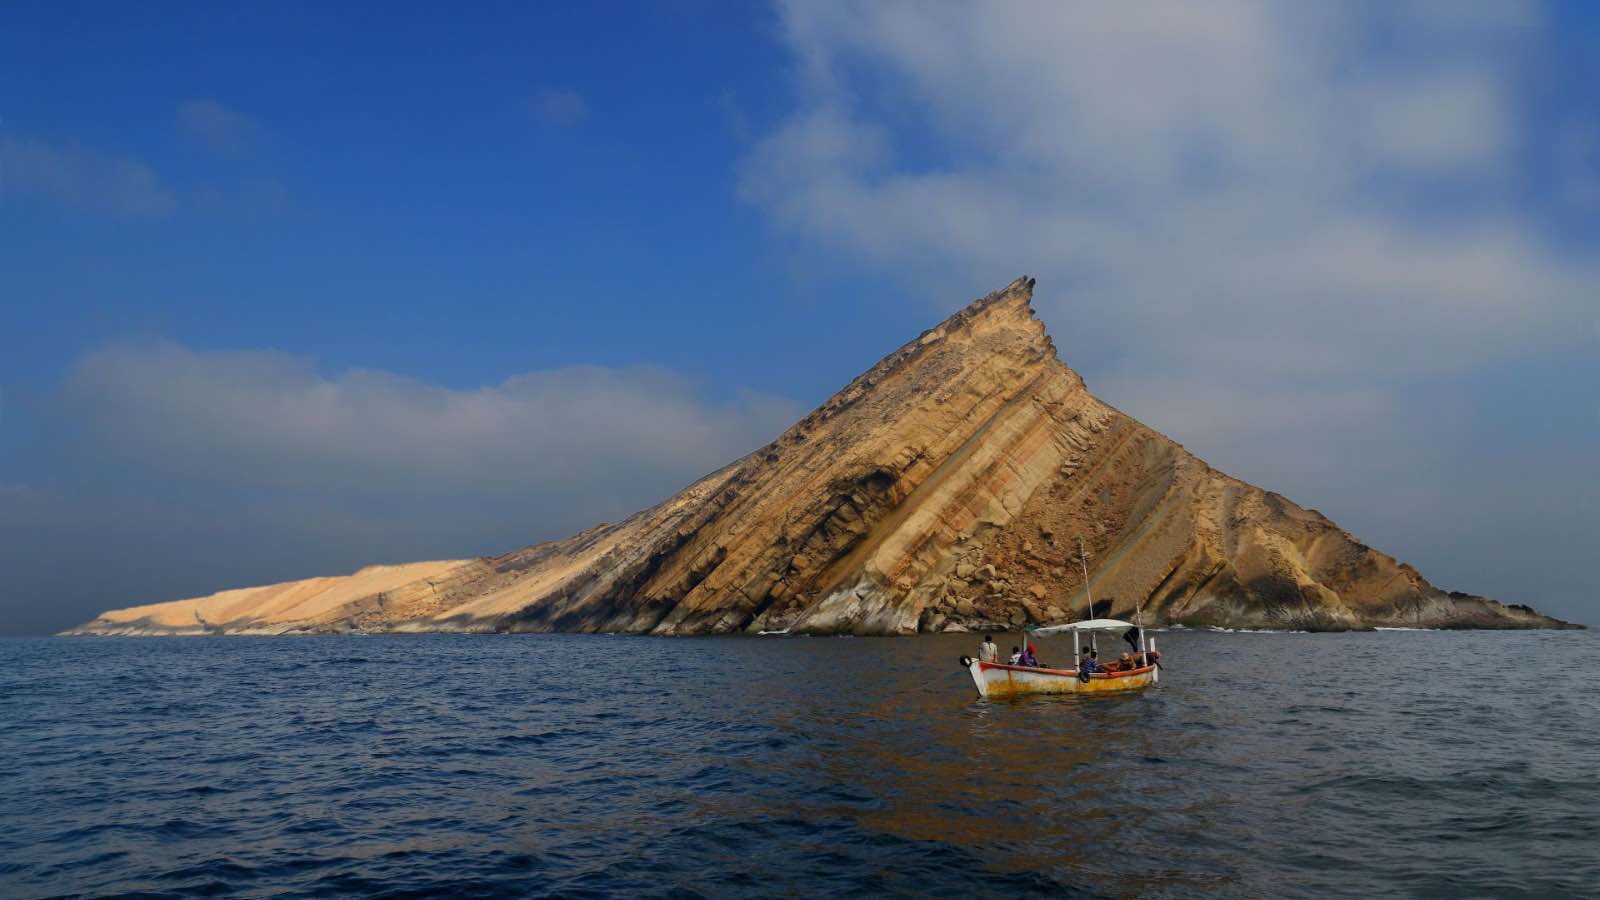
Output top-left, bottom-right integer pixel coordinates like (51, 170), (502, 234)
(3, 1), (1597, 635)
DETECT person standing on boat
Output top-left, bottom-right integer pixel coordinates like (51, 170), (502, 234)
(978, 635), (999, 664)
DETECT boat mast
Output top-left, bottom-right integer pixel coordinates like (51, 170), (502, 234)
(1076, 536), (1093, 619)
(1135, 585), (1147, 656)
(1077, 536), (1096, 659)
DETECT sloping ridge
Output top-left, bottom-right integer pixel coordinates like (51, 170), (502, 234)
(65, 277), (1578, 635)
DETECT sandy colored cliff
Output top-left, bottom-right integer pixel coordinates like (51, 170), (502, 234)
(65, 278), (1575, 635)
(71, 561), (471, 635)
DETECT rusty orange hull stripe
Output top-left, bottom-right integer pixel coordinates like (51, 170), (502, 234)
(969, 660), (1156, 698)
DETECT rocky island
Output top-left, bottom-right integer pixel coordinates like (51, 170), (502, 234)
(66, 278), (1575, 636)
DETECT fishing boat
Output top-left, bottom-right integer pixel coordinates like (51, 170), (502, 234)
(957, 537), (1162, 699)
(960, 618), (1160, 699)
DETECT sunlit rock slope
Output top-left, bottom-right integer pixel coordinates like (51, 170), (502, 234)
(65, 278), (1575, 635)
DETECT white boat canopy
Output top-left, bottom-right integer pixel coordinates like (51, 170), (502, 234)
(1026, 618), (1137, 636)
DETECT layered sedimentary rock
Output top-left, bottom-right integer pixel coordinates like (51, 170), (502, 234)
(66, 278), (1575, 635)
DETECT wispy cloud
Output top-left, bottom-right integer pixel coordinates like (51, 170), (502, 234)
(530, 87), (587, 127)
(2, 340), (801, 633)
(738, 0), (1598, 618)
(740, 0), (1590, 427)
(178, 99), (261, 154)
(61, 341), (796, 500)
(193, 175), (290, 214)
(1559, 119), (1600, 210)
(0, 135), (175, 216)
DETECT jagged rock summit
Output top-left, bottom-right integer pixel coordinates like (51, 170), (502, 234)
(67, 278), (1574, 635)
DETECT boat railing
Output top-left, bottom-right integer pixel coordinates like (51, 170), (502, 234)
(978, 660), (1155, 679)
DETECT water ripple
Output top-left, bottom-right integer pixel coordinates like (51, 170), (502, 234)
(1, 630), (1597, 897)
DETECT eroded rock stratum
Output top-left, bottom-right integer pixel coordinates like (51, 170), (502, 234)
(66, 278), (1576, 635)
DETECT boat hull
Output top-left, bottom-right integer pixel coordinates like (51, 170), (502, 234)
(968, 660), (1156, 698)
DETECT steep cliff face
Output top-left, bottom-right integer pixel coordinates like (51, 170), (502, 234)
(65, 278), (1575, 635)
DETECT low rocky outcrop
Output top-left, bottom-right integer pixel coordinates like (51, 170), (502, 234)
(67, 561), (470, 636)
(64, 278), (1577, 636)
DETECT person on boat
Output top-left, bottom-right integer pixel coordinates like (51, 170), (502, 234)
(1018, 643), (1040, 667)
(1078, 647), (1100, 677)
(979, 636), (999, 664)
(1117, 651), (1137, 672)
(1008, 646), (1022, 665)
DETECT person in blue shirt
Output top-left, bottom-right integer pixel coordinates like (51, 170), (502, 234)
(1078, 647), (1100, 678)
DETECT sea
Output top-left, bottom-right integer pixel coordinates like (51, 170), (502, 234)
(2, 629), (1596, 898)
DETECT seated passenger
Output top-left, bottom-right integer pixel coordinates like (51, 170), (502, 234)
(1078, 647), (1100, 676)
(1009, 646), (1022, 665)
(1117, 652), (1137, 672)
(1018, 644), (1039, 667)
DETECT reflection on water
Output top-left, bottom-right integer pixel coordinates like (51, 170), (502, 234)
(2, 629), (1598, 897)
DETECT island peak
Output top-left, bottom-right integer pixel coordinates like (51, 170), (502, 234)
(66, 279), (1575, 636)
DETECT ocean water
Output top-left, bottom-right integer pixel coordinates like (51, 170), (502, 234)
(2, 629), (1596, 898)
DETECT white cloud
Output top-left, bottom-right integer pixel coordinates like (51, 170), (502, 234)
(0, 134), (176, 216)
(738, 0), (1598, 619)
(2, 341), (798, 631)
(61, 341), (798, 501)
(740, 0), (1590, 417)
(1349, 72), (1511, 172)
